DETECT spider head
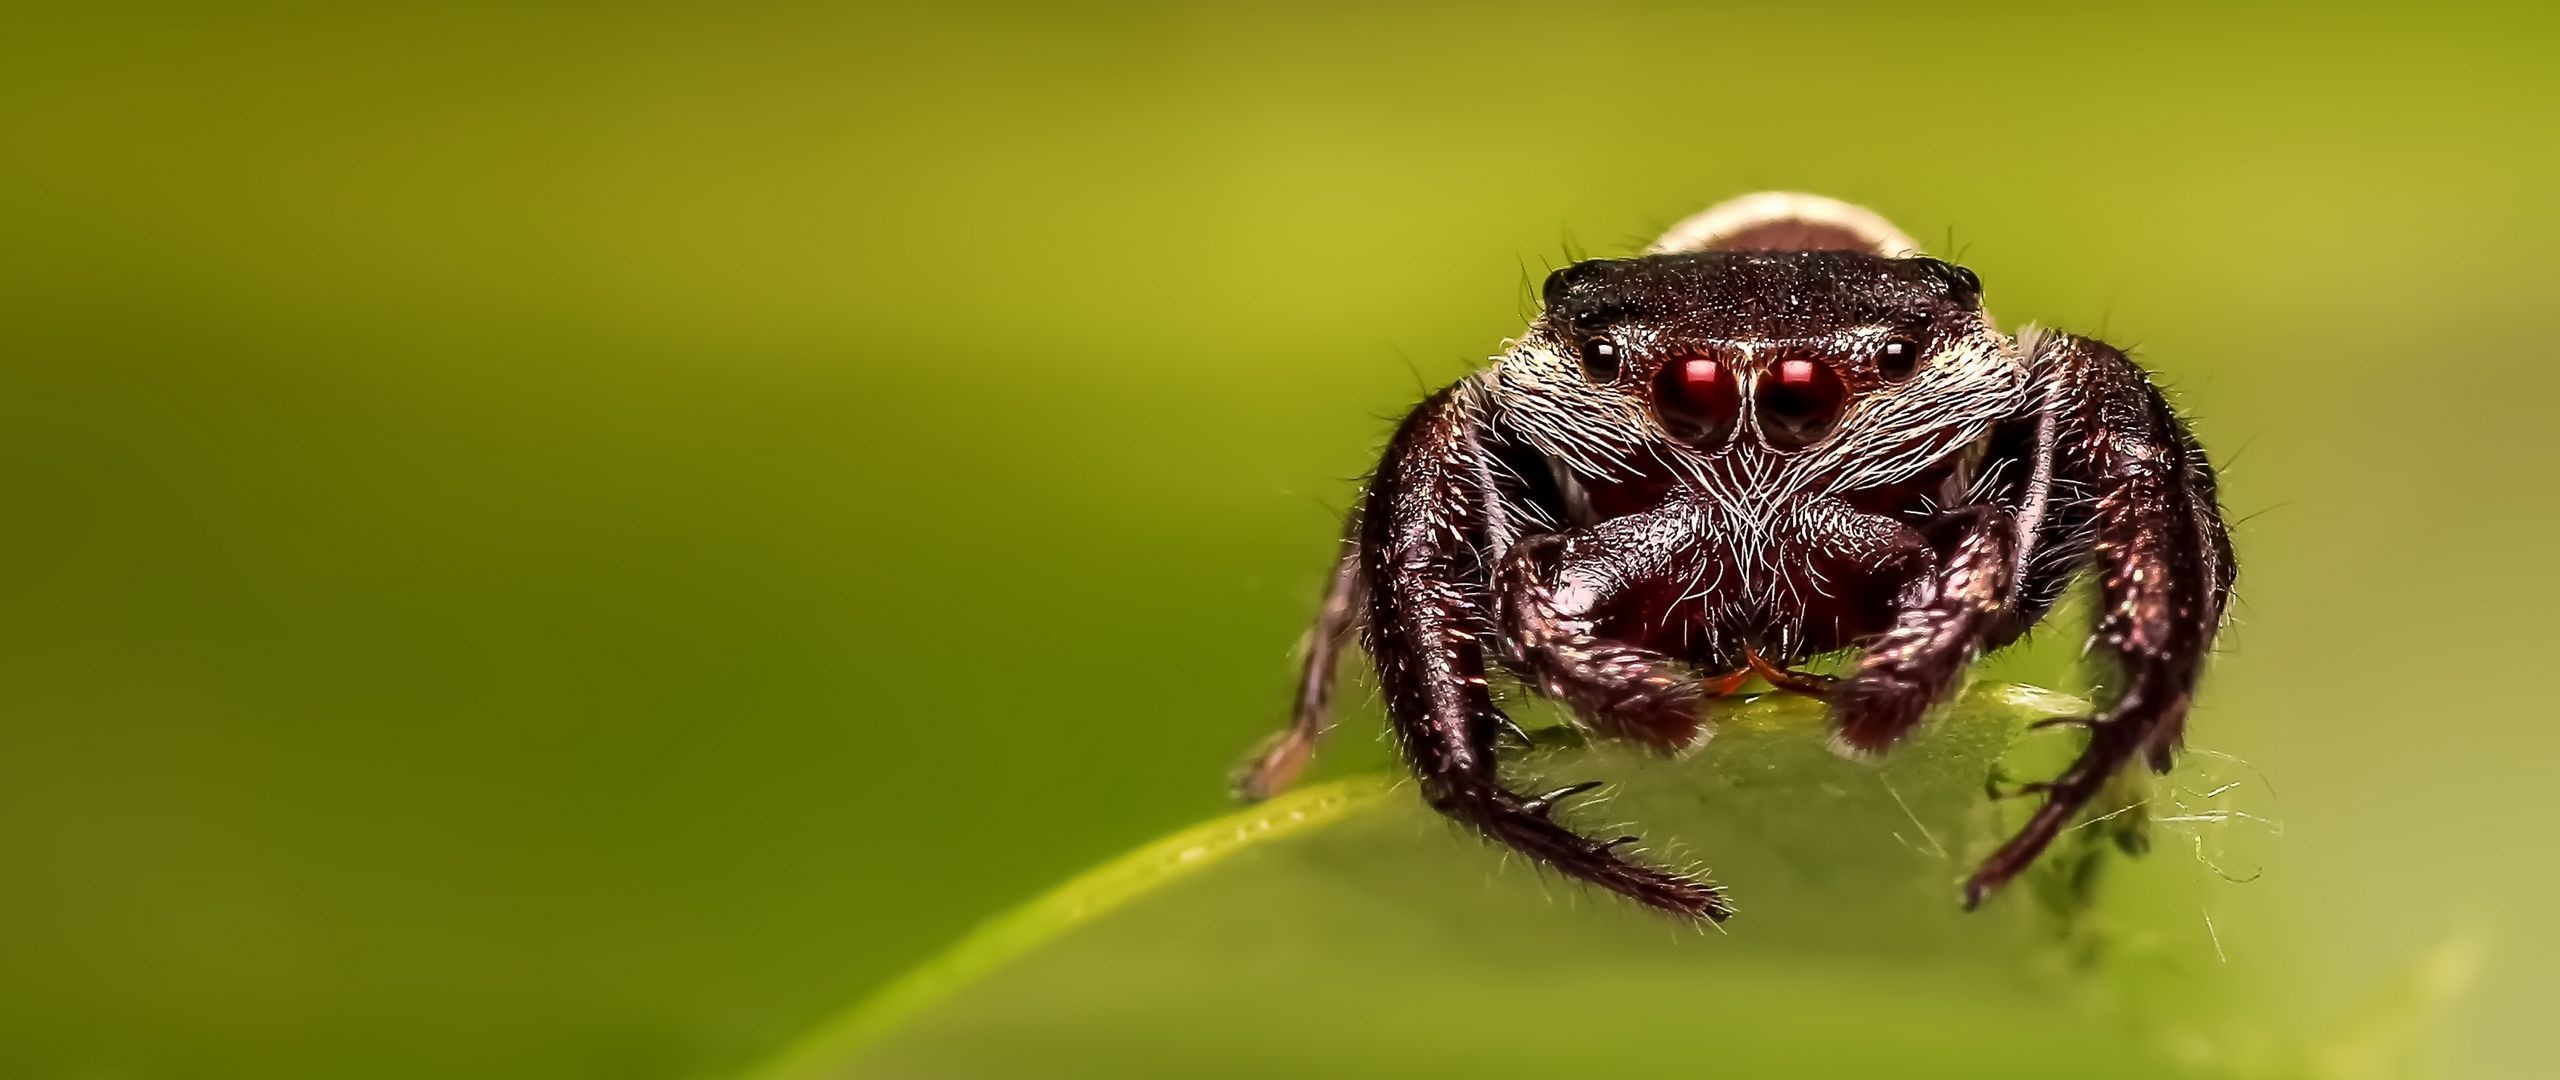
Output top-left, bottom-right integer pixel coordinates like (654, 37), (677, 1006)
(1493, 198), (2024, 492)
(1534, 250), (1993, 453)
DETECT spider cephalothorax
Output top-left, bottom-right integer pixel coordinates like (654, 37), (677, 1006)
(1235, 193), (2235, 920)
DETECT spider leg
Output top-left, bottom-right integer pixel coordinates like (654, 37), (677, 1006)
(1232, 531), (1361, 801)
(1828, 506), (2016, 755)
(1366, 381), (1731, 921)
(1962, 333), (2234, 909)
(1496, 512), (1717, 753)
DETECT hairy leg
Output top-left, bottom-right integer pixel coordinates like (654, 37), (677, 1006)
(1366, 381), (1730, 920)
(1828, 506), (2016, 755)
(1232, 535), (1361, 801)
(1496, 508), (1716, 753)
(1963, 333), (2234, 908)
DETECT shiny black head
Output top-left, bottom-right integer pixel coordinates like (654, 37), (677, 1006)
(1511, 251), (2002, 462)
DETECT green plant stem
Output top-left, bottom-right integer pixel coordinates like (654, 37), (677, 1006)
(746, 775), (1400, 1080)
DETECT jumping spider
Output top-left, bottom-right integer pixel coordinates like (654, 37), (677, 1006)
(1235, 193), (2234, 920)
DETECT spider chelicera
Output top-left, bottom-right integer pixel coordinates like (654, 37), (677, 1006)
(1235, 193), (2235, 921)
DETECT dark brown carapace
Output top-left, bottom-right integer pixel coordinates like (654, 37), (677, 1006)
(1235, 193), (2234, 920)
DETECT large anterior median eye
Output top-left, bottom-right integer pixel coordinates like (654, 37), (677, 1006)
(1652, 352), (1740, 448)
(1755, 356), (1848, 450)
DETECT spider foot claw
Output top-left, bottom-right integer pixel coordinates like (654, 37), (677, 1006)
(1520, 780), (1605, 817)
(1984, 778), (2055, 801)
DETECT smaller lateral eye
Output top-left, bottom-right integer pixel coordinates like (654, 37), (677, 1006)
(1877, 337), (1923, 381)
(1578, 336), (1621, 381)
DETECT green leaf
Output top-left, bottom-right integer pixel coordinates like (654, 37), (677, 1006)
(746, 683), (2313, 1079)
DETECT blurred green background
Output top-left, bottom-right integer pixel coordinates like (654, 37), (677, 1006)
(5, 2), (2558, 1077)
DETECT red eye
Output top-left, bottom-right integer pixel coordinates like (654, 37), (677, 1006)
(1755, 357), (1847, 450)
(1652, 353), (1740, 447)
